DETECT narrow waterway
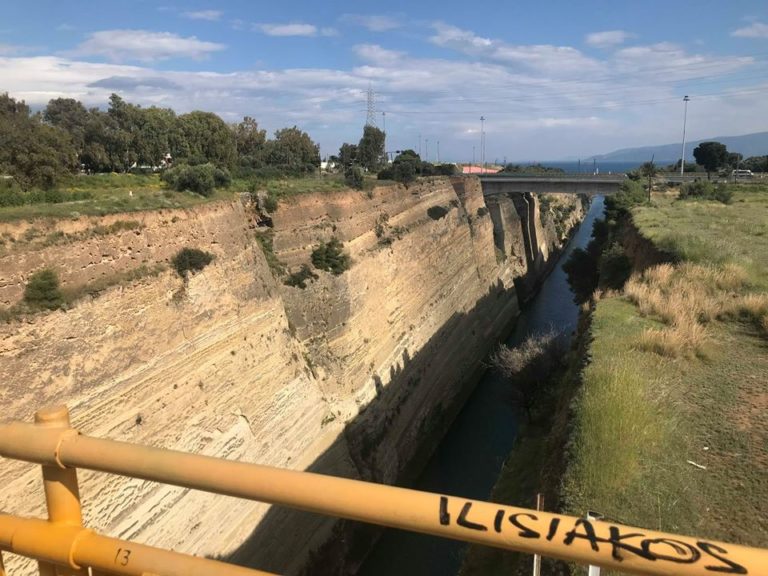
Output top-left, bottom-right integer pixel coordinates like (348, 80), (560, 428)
(357, 195), (605, 576)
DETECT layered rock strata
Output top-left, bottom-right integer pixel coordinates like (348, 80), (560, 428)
(0, 177), (583, 575)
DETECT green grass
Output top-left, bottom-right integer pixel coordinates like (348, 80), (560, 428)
(561, 184), (768, 573)
(564, 300), (768, 550)
(0, 172), (383, 223)
(0, 173), (234, 222)
(633, 184), (768, 289)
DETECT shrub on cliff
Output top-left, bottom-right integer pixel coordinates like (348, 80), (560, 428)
(162, 164), (229, 197)
(24, 269), (64, 310)
(284, 264), (318, 289)
(427, 205), (449, 220)
(490, 330), (565, 421)
(311, 237), (350, 275)
(598, 243), (632, 290)
(172, 248), (214, 277)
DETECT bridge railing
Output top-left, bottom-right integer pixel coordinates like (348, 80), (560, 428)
(478, 173), (628, 180)
(0, 406), (766, 576)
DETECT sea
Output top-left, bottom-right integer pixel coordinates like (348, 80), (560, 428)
(532, 161), (649, 174)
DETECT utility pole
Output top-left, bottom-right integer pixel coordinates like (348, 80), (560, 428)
(437, 140), (440, 164)
(418, 133), (422, 157)
(480, 116), (486, 174)
(425, 139), (429, 163)
(680, 95), (690, 177)
(382, 111), (386, 133)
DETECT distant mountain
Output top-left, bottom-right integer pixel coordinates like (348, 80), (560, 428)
(588, 131), (768, 163)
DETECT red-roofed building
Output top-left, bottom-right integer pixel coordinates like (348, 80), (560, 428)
(461, 165), (501, 174)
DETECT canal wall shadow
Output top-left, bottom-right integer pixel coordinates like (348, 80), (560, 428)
(218, 279), (522, 576)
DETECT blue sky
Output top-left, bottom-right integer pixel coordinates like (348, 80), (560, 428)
(1, 0), (767, 161)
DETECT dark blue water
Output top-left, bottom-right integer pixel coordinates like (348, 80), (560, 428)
(537, 161), (640, 174)
(357, 196), (606, 576)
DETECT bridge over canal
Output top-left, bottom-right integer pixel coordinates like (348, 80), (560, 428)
(479, 173), (626, 196)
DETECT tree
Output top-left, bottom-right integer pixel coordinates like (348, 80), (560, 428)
(639, 160), (657, 201)
(742, 155), (768, 173)
(43, 98), (89, 153)
(693, 141), (728, 180)
(0, 93), (78, 189)
(344, 164), (364, 190)
(378, 150), (422, 185)
(357, 125), (385, 172)
(263, 126), (320, 174)
(178, 111), (237, 168)
(233, 116), (267, 171)
(727, 152), (743, 169)
(338, 143), (358, 167)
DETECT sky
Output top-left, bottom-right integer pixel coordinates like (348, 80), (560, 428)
(1, 0), (768, 162)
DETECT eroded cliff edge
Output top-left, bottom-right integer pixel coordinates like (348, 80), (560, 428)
(0, 176), (584, 575)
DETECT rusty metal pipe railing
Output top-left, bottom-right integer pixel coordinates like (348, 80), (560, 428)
(1, 414), (766, 576)
(0, 514), (277, 576)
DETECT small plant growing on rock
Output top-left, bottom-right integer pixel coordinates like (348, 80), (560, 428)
(172, 248), (214, 278)
(24, 269), (64, 310)
(427, 205), (449, 220)
(285, 264), (319, 289)
(311, 237), (350, 275)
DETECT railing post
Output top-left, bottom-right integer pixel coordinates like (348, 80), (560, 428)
(34, 406), (85, 576)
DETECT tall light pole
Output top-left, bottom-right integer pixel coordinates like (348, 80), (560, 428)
(680, 95), (690, 177)
(418, 133), (422, 157)
(425, 138), (430, 163)
(437, 141), (440, 164)
(480, 116), (486, 174)
(382, 111), (386, 133)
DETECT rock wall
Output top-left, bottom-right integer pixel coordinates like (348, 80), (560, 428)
(0, 177), (583, 575)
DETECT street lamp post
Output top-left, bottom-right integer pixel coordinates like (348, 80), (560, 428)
(680, 95), (690, 177)
(480, 116), (486, 174)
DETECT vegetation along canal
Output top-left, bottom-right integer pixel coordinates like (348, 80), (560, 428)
(357, 195), (606, 576)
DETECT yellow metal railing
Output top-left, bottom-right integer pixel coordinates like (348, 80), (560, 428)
(0, 406), (766, 576)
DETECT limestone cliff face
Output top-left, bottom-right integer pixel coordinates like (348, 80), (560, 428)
(0, 177), (583, 575)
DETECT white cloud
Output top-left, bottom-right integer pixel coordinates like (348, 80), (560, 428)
(732, 22), (768, 38)
(0, 44), (20, 55)
(1, 23), (765, 162)
(340, 14), (401, 32)
(183, 10), (222, 22)
(354, 44), (404, 66)
(585, 30), (634, 48)
(255, 23), (319, 37)
(70, 30), (225, 62)
(430, 22), (600, 75)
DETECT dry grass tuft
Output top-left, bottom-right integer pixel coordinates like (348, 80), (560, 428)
(625, 262), (752, 356)
(722, 293), (768, 335)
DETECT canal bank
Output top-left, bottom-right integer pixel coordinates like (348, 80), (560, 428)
(357, 196), (606, 576)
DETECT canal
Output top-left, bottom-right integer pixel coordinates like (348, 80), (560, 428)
(357, 195), (606, 576)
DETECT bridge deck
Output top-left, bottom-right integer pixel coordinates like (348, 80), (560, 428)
(479, 174), (625, 195)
